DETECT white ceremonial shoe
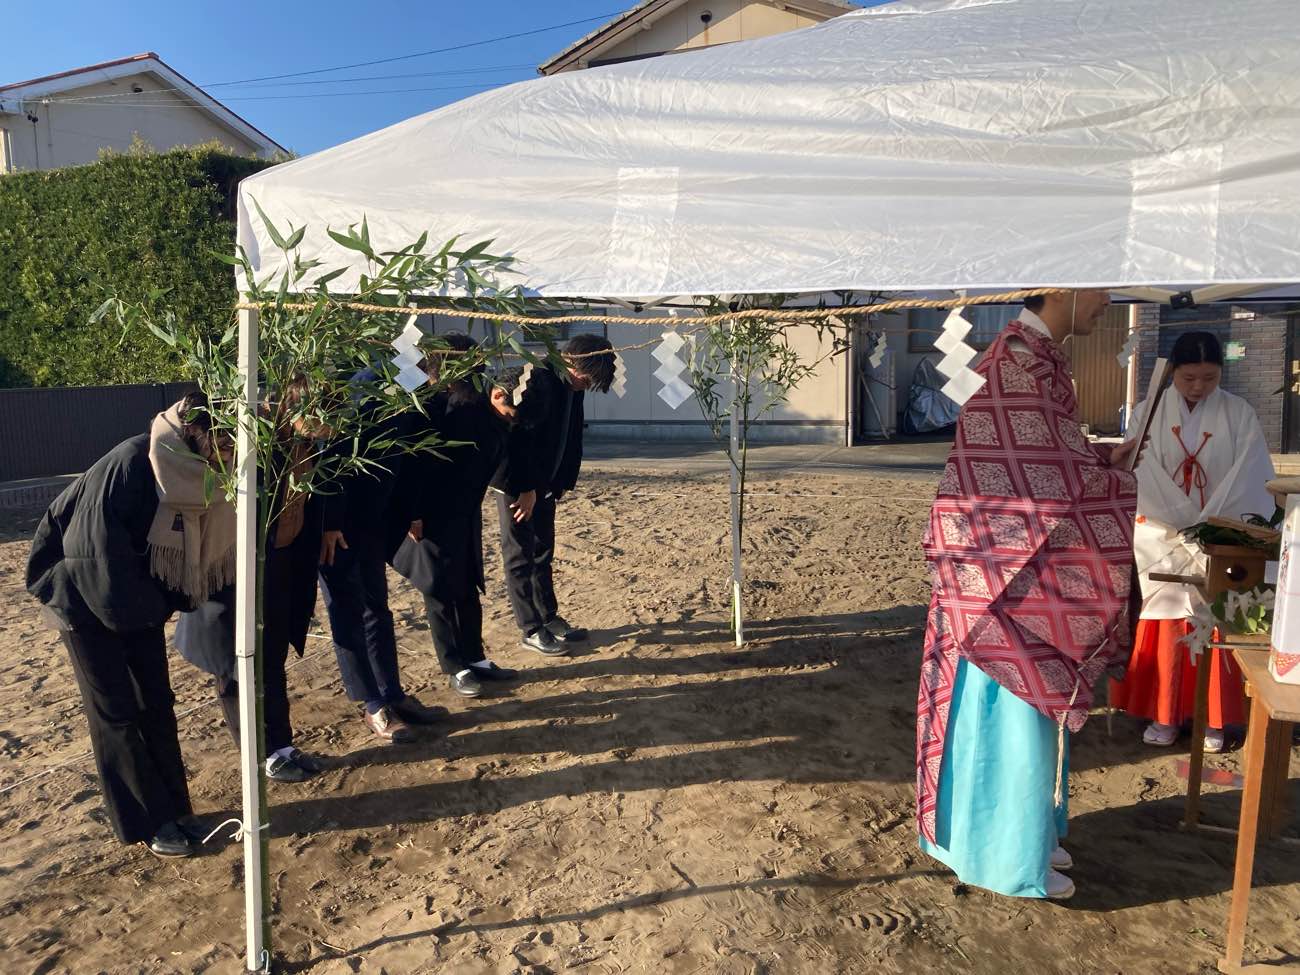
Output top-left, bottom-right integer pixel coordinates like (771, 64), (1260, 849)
(1050, 846), (1073, 871)
(1045, 869), (1075, 901)
(1143, 722), (1179, 747)
(1204, 727), (1226, 753)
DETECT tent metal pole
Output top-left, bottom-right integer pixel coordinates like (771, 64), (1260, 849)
(1124, 304), (1139, 432)
(844, 324), (855, 447)
(729, 320), (744, 647)
(234, 305), (266, 973)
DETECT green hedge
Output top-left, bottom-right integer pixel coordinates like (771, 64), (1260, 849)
(0, 145), (274, 387)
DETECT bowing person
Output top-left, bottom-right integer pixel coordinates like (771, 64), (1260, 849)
(27, 393), (233, 857)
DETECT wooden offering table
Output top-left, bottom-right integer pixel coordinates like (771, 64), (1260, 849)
(1218, 648), (1299, 974)
(1147, 539), (1273, 833)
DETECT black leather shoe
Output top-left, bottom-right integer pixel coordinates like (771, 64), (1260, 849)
(545, 616), (589, 643)
(390, 695), (449, 725)
(521, 628), (567, 656)
(149, 821), (196, 858)
(470, 661), (518, 681)
(450, 670), (484, 698)
(267, 751), (319, 783)
(287, 748), (324, 774)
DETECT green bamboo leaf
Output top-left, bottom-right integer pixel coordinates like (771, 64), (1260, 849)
(313, 267), (348, 289)
(458, 239), (494, 261)
(327, 228), (375, 260)
(88, 297), (116, 325)
(146, 321), (177, 347)
(251, 197), (289, 250)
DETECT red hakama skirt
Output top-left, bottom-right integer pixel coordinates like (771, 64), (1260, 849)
(1109, 618), (1246, 728)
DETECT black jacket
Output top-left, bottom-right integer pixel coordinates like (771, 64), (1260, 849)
(321, 368), (436, 549)
(27, 434), (190, 633)
(174, 495), (323, 678)
(395, 397), (510, 599)
(492, 365), (585, 498)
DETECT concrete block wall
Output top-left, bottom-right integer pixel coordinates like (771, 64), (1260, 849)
(1135, 304), (1287, 451)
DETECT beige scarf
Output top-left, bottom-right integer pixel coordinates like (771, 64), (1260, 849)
(147, 402), (237, 603)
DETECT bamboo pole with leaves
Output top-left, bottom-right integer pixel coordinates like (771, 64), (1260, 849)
(689, 297), (845, 644)
(101, 209), (567, 971)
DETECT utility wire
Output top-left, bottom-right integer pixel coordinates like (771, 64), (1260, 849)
(38, 63), (540, 102)
(43, 82), (519, 108)
(200, 11), (620, 86)
(35, 8), (617, 106)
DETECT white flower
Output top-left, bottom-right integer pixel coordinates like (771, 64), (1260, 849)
(1179, 601), (1218, 662)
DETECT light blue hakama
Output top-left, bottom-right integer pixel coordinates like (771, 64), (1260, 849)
(919, 658), (1069, 898)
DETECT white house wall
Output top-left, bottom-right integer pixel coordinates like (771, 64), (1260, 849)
(2, 73), (263, 171)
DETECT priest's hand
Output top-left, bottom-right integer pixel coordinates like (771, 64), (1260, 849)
(1109, 438), (1142, 469)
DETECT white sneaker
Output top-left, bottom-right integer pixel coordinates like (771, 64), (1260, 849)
(1050, 846), (1073, 871)
(1143, 722), (1178, 747)
(1045, 868), (1075, 900)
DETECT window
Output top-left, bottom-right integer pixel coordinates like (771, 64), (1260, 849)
(908, 304), (1022, 354)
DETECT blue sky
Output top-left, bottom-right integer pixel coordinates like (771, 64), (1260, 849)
(6, 1), (881, 156)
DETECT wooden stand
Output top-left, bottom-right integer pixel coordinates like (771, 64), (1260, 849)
(1184, 632), (1269, 834)
(1218, 648), (1299, 974)
(1149, 541), (1273, 833)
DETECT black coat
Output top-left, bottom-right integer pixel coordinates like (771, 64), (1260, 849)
(27, 434), (190, 633)
(394, 398), (510, 599)
(321, 368), (435, 550)
(491, 365), (585, 498)
(174, 495), (323, 679)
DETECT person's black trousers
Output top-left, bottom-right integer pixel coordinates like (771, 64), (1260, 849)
(422, 589), (484, 675)
(495, 491), (558, 634)
(318, 534), (404, 707)
(213, 640), (290, 752)
(62, 620), (192, 845)
(258, 543), (296, 752)
(214, 545), (297, 752)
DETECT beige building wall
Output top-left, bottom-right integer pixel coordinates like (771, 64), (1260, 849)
(584, 317), (848, 443)
(0, 72), (263, 172)
(594, 1), (820, 62)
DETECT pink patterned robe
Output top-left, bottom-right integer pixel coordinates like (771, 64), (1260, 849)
(915, 321), (1138, 843)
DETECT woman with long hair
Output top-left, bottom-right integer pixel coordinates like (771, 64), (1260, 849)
(1111, 331), (1276, 751)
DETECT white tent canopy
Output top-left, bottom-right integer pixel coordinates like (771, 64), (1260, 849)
(228, 3), (1300, 969)
(239, 0), (1300, 301)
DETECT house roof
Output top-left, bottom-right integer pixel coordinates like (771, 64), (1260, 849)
(0, 52), (284, 156)
(538, 0), (858, 75)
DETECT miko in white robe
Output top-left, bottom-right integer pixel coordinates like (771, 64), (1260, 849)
(1111, 378), (1275, 744)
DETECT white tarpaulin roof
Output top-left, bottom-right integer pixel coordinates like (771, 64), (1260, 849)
(237, 0), (1300, 300)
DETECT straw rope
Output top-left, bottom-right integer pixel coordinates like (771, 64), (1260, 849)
(234, 286), (1070, 328)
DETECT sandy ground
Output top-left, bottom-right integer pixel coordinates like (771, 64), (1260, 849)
(1, 463), (1298, 975)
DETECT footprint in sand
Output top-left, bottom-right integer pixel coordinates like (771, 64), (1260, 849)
(838, 907), (923, 937)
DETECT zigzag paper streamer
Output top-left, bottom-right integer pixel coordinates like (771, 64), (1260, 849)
(940, 367), (986, 406)
(395, 363), (427, 393)
(1116, 333), (1139, 368)
(653, 330), (693, 410)
(610, 351), (628, 398)
(935, 309), (976, 381)
(867, 331), (886, 369)
(392, 314), (423, 358)
(513, 362), (535, 406)
(937, 342), (978, 378)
